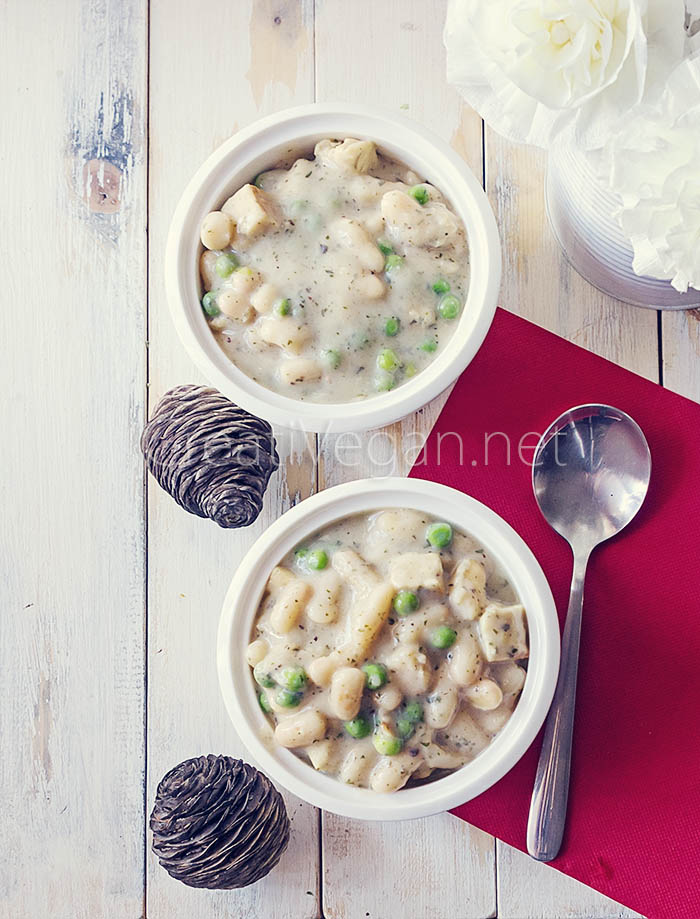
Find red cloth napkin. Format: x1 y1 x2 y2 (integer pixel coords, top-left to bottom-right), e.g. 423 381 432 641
410 308 700 919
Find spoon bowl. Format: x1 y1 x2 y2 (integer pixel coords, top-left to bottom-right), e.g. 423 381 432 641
533 405 651 554
527 404 651 862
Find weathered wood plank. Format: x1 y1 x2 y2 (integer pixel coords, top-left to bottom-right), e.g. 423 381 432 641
486 137 659 378
497 851 643 919
662 310 700 401
146 1 320 917
485 134 648 919
314 2 495 917
0 1 148 917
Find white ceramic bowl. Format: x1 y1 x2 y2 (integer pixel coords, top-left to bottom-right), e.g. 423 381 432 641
217 478 559 821
166 103 501 433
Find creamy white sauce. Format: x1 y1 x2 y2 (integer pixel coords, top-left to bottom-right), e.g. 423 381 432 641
199 138 469 402
246 509 529 793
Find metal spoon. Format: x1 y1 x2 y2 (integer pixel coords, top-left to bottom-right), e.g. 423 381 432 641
527 404 651 862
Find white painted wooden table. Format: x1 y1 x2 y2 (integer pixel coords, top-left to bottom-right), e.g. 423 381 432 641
3 2 698 917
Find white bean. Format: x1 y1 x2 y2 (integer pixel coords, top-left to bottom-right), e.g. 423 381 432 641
200 210 234 250
425 684 458 729
279 358 322 386
465 678 503 711
355 273 386 299
473 705 511 735
268 566 294 593
199 249 219 288
374 684 402 712
306 738 333 771
218 288 254 323
250 282 279 314
307 654 338 687
258 316 311 354
274 709 326 748
338 748 372 786
447 630 482 687
369 752 419 793
245 638 269 668
492 661 526 695
440 710 490 758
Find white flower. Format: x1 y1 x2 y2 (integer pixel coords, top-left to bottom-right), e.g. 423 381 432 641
444 0 687 148
603 53 700 292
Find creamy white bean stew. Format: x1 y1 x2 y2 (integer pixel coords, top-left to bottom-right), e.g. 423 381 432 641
246 509 528 793
199 138 469 402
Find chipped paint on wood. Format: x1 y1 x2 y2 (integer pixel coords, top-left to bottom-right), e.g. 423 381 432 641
83 158 122 213
68 85 140 235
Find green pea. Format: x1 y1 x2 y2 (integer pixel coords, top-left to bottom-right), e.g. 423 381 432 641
426 522 453 548
280 666 307 691
377 238 394 256
404 362 417 378
274 298 292 316
437 295 461 320
377 349 400 372
419 338 437 353
345 715 371 739
276 688 303 708
321 348 342 370
253 172 267 189
373 726 403 756
259 692 272 714
432 279 451 294
393 590 420 616
201 291 220 318
384 317 400 337
430 626 457 649
409 185 430 205
403 701 424 724
384 253 404 272
295 547 309 560
362 662 388 690
396 717 415 740
215 253 238 278
253 662 276 689
307 549 328 571
374 373 395 392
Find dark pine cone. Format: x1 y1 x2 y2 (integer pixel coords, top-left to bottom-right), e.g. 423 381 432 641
141 384 279 528
150 754 290 889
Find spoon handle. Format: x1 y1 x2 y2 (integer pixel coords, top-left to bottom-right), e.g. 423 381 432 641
527 553 588 862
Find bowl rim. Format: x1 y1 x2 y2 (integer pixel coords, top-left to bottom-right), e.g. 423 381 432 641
217 477 560 821
165 102 501 433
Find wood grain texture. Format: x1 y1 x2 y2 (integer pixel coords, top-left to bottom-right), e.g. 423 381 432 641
0 1 147 917
146 2 320 917
315 3 495 918
662 309 700 401
485 133 646 919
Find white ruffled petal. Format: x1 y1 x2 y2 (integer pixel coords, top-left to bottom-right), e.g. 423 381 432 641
444 0 686 151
